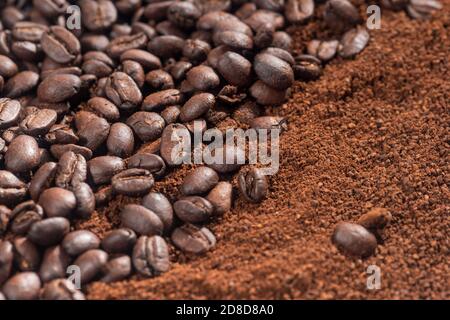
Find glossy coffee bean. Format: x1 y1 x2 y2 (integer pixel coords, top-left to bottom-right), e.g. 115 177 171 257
142 89 183 111
106 123 135 158
4 71 40 98
29 162 57 202
121 204 163 236
80 0 118 32
5 135 40 173
13 237 41 272
186 65 220 91
72 182 95 219
86 97 120 122
205 144 244 173
12 22 48 42
167 1 201 28
147 35 185 59
19 108 57 136
170 60 193 81
293 54 322 81
82 51 115 78
206 182 233 215
0 170 27 206
126 111 165 142
38 187 77 218
106 32 147 59
324 0 361 33
217 51 252 87
40 279 85 300
338 26 370 58
73 249 108 284
146 69 174 90
0 240 13 286
0 98 21 129
41 26 80 64
132 235 169 277
39 245 71 283
254 53 294 90
180 93 215 123
120 49 162 70
62 230 100 257
88 156 126 185
161 105 180 124
171 224 216 254
307 39 339 62
75 111 111 151
27 217 70 247
174 196 214 224
180 167 219 196
0 55 18 78
285 0 314 24
37 74 81 103
55 151 87 189
101 228 137 254
50 144 93 160
122 59 145 88
238 168 268 203
250 80 286 105
331 222 377 258
127 152 166 178
45 124 79 145
100 255 132 283
9 200 44 235
112 168 155 196
105 71 143 110
142 192 174 234
2 272 41 300
182 39 210 64
160 123 191 166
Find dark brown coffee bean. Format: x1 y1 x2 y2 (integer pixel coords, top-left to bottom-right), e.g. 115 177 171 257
105 71 143 110
170 60 193 81
72 182 95 219
206 182 233 215
357 208 392 232
127 153 166 178
238 168 268 203
144 1 173 21
82 51 115 78
33 0 69 18
9 200 44 235
254 53 294 90
254 0 285 11
179 93 215 123
126 111 165 142
29 162 57 202
4 71 39 98
161 105 180 124
147 35 185 59
132 235 169 277
100 255 132 283
88 156 126 185
285 0 314 24
120 49 162 71
332 222 377 258
27 217 70 247
5 135 40 173
324 0 361 33
62 230 100 257
19 108 57 136
12 22 48 42
182 39 210 64
307 39 339 62
213 20 253 44
173 196 213 224
197 11 237 31
272 31 292 50
50 144 93 160
142 89 183 111
262 47 295 66
80 0 118 31
73 249 108 284
185 65 220 91
0 206 10 236
251 116 288 131
37 74 81 103
11 41 43 62
112 168 154 196
2 272 41 300
217 31 254 51
40 279 85 300
245 9 285 31
0 55 18 78
217 51 252 87
141 193 173 234
180 167 219 196
338 26 370 59
0 98 21 129
145 70 174 90
0 170 27 206
406 0 442 19
13 237 40 272
122 60 145 88
55 151 87 189
293 54 322 81
121 204 163 236
39 245 71 283
75 111 111 151
86 97 120 122
38 187 76 218
41 26 80 63
106 123 134 158
106 32 147 59
167 1 201 29
160 123 190 166
101 228 136 255
171 224 216 254
0 240 14 286
250 80 287 105
80 34 110 52
205 144 244 173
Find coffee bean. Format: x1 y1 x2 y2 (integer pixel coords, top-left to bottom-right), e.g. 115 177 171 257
28 163 56 202
307 39 339 62
19 108 57 136
254 0 285 11
293 54 322 81
106 123 135 158
197 11 237 31
324 0 361 33
5 135 40 173
160 123 190 166
122 60 145 88
186 65 220 91
101 228 137 254
33 0 69 18
37 74 81 103
142 89 183 111
4 71 40 98
285 0 314 24
80 0 118 32
338 26 370 58
0 240 13 286
106 32 147 58
105 71 143 110
238 168 268 203
180 167 219 196
250 80 287 105
217 51 252 87
205 144 245 173
0 206 10 236
39 245 71 283
0 55 18 78
206 181 233 215
88 156 126 185
95 185 113 208
132 235 170 277
100 255 132 283
332 222 377 258
55 151 87 189
50 144 93 160
38 187 76 218
40 279 85 300
217 31 254 51
9 200 44 235
72 182 95 219
144 1 173 21
62 230 100 257
86 97 120 122
272 31 292 50
2 272 41 300
41 26 80 64
245 9 285 31
156 20 187 38
142 192 174 233
75 111 111 151
406 0 442 19
167 1 201 29
171 224 216 254
120 49 162 71
12 22 48 42
174 196 214 224
250 116 288 131
146 69 175 90
147 35 185 59
45 124 79 145
112 168 155 196
262 47 295 66
13 237 41 272
73 249 109 284
182 39 210 64
0 98 21 129
121 204 164 236
180 93 215 122
82 51 115 78
132 21 157 40
0 170 27 206
213 20 253 44
357 208 392 232
254 53 294 90
127 153 166 178
126 111 165 142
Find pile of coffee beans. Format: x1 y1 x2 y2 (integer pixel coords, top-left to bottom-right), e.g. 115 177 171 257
0 0 441 300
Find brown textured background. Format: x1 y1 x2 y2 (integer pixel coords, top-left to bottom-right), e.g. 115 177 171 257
86 3 450 299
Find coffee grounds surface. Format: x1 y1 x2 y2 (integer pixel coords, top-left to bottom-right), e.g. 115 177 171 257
87 5 449 299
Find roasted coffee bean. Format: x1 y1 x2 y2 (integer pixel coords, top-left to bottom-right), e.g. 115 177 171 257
41 26 80 64
238 168 268 203
161 105 181 124
80 0 118 31
105 71 143 110
170 60 193 81
167 1 201 29
216 31 254 51
88 156 126 185
86 97 120 122
0 98 21 129
37 74 81 103
338 26 370 59
131 21 157 40
171 224 216 254
293 54 322 81
112 169 154 196
101 228 137 254
9 200 44 235
146 70 174 90
142 192 173 233
331 222 377 258
75 111 110 151
126 111 165 142
254 23 275 49
106 32 147 59
0 240 13 286
236 3 257 20
180 167 219 196
11 41 43 62
45 124 79 145
39 245 71 283
95 185 113 207
82 51 115 78
250 80 287 105
307 39 339 62
0 170 27 206
323 0 361 33
0 205 10 236
4 71 39 98
121 204 164 236
217 51 252 87
127 153 166 178
122 60 145 88
142 89 183 111
106 123 135 158
12 22 48 42
213 19 253 43
254 53 294 90
120 49 162 71
244 9 285 31
357 208 392 232
2 272 41 300
186 65 220 91
197 11 238 31
73 249 108 284
179 93 215 122
205 144 244 173
147 35 185 59
72 182 95 219
13 237 40 272
50 144 93 160
40 279 85 300
160 123 190 166
254 0 285 11
272 31 293 50
182 39 210 64
156 20 187 38
100 255 132 283
262 47 295 66
19 108 57 136
55 151 87 189
132 235 169 277
285 0 314 24
206 181 233 215
5 135 40 173
174 196 214 224
406 0 442 19
38 188 76 218
33 0 69 18
29 162 57 202
62 230 100 257
251 116 288 131
0 55 18 78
